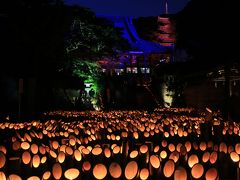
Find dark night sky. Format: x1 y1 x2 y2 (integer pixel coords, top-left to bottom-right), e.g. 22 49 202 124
65 0 189 17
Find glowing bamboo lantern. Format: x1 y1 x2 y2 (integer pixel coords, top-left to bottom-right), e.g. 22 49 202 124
82 161 91 172
163 159 175 178
49 150 57 159
219 142 227 153
185 141 191 152
199 142 207 151
154 146 160 153
12 141 21 151
178 127 183 137
32 154 40 168
202 152 210 163
24 133 32 142
0 171 6 180
150 155 160 169
169 151 180 163
130 150 138 159
176 143 182 153
235 143 240 154
65 146 73 156
174 166 187 180
188 154 199 168
113 146 121 155
139 168 149 180
30 144 38 154
160 150 167 160
22 151 31 165
168 143 175 152
41 156 47 164
230 151 240 162
64 168 80 180
162 140 168 148
0 152 6 168
109 162 122 179
209 151 218 164
92 147 102 156
93 163 107 180
52 141 59 150
191 163 204 179
228 146 234 154
42 171 51 180
124 161 138 180
60 145 67 153
69 138 76 146
207 141 213 149
102 147 111 159
57 151 65 164
21 142 30 150
133 132 139 140
8 174 22 180
39 146 46 155
74 149 82 161
205 168 218 180
52 163 62 179
26 176 40 180
192 142 198 151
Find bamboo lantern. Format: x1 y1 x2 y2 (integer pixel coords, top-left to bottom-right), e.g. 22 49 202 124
49 150 57 159
160 150 167 160
205 168 218 180
130 150 139 159
27 176 40 180
24 133 32 142
139 168 149 180
93 163 107 180
60 145 67 153
0 152 6 168
22 151 31 165
64 168 80 180
228 146 234 154
185 141 191 152
42 171 51 180
169 151 180 163
161 140 168 148
202 152 210 163
92 147 102 156
21 142 30 150
8 174 22 180
52 163 62 179
0 171 6 180
163 159 175 178
209 151 218 164
66 146 74 156
219 142 227 153
188 154 199 168
57 151 65 163
174 166 187 180
199 142 207 151
109 162 122 179
12 141 21 151
176 143 182 153
230 151 240 162
69 138 76 146
192 142 198 151
235 143 240 154
191 163 204 179
41 156 47 164
150 155 160 169
168 143 175 152
32 154 41 168
30 144 38 154
113 146 121 155
39 146 46 155
104 147 111 158
124 161 138 180
52 141 59 150
74 149 82 161
82 161 91 172
154 146 160 153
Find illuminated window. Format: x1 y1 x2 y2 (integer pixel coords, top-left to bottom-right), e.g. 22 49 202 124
140 68 150 74
115 69 124 75
132 67 138 73
126 67 131 73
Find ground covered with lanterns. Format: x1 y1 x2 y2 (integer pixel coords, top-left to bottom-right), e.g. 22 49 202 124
0 108 240 180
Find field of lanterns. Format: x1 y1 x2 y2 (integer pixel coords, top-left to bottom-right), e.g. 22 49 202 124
0 108 240 179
